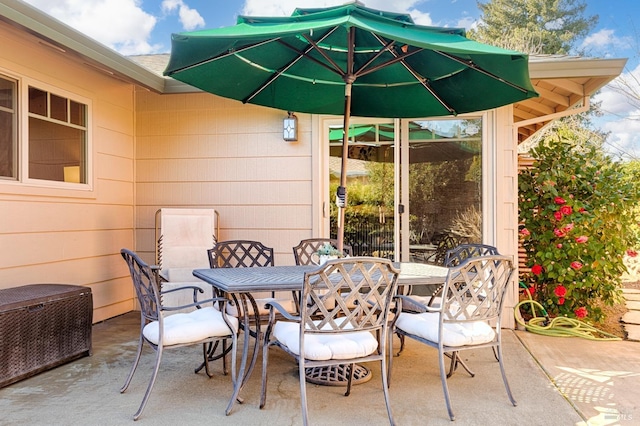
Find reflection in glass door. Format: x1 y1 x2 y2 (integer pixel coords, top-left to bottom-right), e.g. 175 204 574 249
324 118 483 264
406 118 483 264
328 122 396 259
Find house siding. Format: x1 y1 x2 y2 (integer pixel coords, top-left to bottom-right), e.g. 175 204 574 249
0 23 135 322
134 90 315 267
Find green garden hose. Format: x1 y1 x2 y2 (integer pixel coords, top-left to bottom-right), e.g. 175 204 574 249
515 285 621 341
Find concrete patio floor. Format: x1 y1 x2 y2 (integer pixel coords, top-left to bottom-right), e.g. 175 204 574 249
1 311 638 425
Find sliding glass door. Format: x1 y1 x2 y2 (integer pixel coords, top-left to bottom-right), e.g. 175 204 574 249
324 117 484 262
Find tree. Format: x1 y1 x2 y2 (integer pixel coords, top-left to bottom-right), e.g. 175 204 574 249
468 0 598 54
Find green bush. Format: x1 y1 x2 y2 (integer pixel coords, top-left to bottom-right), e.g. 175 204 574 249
518 127 638 322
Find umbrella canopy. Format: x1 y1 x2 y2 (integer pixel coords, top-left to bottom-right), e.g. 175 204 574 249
164 3 538 250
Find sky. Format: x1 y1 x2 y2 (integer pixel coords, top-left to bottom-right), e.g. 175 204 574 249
20 0 640 160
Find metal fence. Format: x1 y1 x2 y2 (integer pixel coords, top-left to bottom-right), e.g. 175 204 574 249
331 218 395 259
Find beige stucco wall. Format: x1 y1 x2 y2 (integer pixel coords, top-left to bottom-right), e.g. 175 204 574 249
0 23 135 322
134 90 317 267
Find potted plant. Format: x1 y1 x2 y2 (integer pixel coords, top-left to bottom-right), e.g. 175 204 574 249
316 242 343 265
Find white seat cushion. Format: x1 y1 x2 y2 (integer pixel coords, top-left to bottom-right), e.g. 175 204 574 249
143 307 238 346
395 311 495 347
273 318 378 361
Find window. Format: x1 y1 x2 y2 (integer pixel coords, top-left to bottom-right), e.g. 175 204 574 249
28 86 87 183
0 75 17 179
0 73 89 185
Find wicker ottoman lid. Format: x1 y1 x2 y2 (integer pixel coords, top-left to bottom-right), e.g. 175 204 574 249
0 284 91 313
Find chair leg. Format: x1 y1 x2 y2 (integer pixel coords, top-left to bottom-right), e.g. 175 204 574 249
446 351 475 378
496 345 517 407
380 357 396 425
299 359 310 426
121 334 144 393
201 343 213 378
344 363 354 397
259 342 269 409
133 346 164 421
438 348 455 421
396 333 406 356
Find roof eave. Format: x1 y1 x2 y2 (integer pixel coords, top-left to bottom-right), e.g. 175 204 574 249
0 0 166 93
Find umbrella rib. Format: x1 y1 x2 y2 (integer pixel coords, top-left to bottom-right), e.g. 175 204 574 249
277 39 343 77
352 38 398 78
355 48 423 78
370 33 456 115
165 38 279 75
243 28 341 103
301 29 348 79
435 51 531 94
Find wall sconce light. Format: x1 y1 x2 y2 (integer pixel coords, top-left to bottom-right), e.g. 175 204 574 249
283 111 298 141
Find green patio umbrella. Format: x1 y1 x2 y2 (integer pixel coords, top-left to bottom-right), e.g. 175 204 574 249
164 2 538 251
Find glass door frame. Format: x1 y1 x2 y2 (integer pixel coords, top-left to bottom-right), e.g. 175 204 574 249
318 112 496 261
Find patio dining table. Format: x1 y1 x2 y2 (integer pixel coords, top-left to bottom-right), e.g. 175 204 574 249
192 261 449 415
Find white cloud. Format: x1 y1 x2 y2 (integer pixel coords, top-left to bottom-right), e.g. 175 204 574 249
594 68 640 160
24 0 160 55
241 0 425 20
580 28 633 57
161 0 205 31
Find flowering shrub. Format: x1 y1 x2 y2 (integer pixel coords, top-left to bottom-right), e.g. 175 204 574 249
519 128 639 321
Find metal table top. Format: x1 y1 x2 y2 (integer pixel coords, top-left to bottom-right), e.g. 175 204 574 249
192 262 448 293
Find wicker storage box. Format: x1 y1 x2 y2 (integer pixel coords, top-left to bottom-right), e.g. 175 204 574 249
0 284 93 388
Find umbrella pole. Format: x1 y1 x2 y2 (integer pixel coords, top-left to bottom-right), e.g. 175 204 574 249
337 82 352 253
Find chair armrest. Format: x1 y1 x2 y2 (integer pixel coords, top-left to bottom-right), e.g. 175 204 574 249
161 284 204 305
395 294 427 313
161 295 229 312
395 294 443 313
264 300 300 322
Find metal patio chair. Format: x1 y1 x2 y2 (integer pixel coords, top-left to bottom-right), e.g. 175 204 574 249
119 249 238 421
394 255 517 421
398 244 500 378
260 257 400 426
208 239 298 318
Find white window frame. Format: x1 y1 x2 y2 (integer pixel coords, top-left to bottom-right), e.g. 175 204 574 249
0 69 93 196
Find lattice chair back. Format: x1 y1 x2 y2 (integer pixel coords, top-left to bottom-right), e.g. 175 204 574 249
444 243 499 267
121 249 161 324
301 257 398 333
427 234 466 265
208 240 274 268
292 238 353 265
440 255 513 324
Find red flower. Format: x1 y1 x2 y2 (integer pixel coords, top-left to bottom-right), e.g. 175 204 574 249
575 307 588 318
560 205 573 216
554 285 567 297
554 196 566 205
554 228 567 237
554 211 563 221
531 264 543 275
556 243 563 249
575 236 588 244
627 249 638 258
528 287 536 296
520 228 530 236
570 261 583 270
557 297 565 305
563 223 574 232
578 207 586 213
